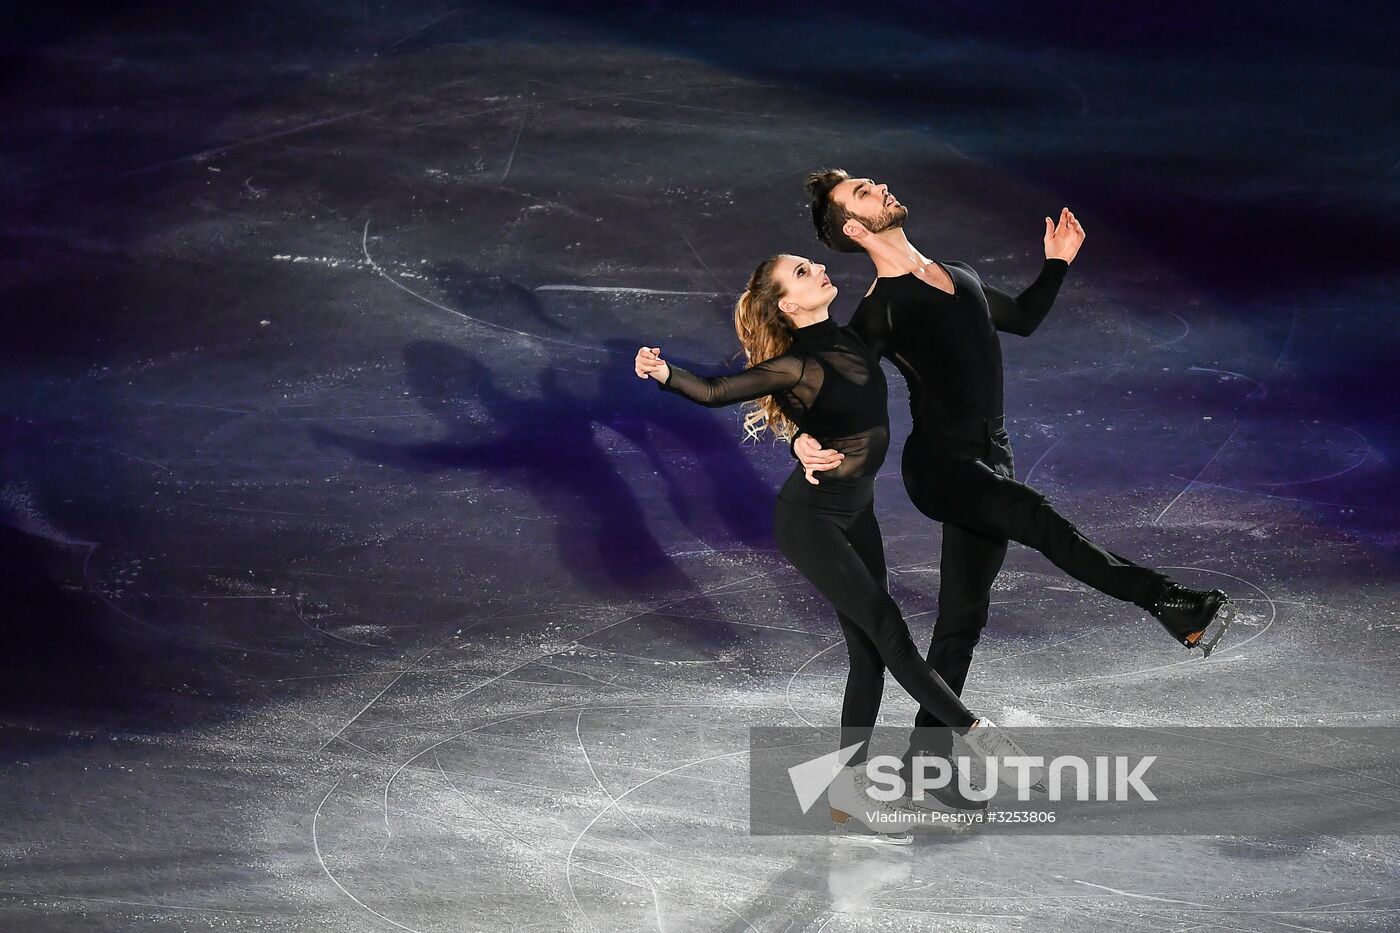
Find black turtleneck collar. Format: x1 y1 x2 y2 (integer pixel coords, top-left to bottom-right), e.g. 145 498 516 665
791 316 840 347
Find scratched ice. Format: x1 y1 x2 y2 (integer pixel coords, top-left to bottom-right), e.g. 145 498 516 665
3 2 1398 932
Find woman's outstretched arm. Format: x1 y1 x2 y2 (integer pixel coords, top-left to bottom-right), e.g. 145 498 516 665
634 345 804 408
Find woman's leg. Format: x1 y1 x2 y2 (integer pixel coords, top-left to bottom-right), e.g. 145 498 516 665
775 497 976 734
833 504 890 765
836 613 884 766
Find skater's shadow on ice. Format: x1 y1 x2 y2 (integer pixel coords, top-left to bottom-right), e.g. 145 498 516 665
710 848 832 933
595 337 773 547
308 340 772 595
716 835 977 931
432 263 574 336
0 521 231 738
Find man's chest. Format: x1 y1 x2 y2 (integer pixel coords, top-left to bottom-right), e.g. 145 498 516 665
888 293 996 355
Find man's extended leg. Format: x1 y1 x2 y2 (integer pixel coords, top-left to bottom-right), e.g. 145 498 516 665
926 454 1167 608
900 422 1168 613
958 467 1234 652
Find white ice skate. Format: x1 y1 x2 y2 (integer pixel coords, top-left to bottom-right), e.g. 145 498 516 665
826 764 916 847
963 718 1047 794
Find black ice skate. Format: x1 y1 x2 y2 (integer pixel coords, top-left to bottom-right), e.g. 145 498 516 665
900 749 989 812
1150 584 1235 658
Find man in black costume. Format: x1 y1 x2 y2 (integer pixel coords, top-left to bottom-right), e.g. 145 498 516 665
794 170 1233 807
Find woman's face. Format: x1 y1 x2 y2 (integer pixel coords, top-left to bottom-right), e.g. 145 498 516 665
775 255 836 315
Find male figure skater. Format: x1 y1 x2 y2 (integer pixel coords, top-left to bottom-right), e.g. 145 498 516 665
794 170 1234 807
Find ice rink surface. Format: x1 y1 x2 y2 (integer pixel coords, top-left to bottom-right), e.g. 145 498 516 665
3 1 1399 929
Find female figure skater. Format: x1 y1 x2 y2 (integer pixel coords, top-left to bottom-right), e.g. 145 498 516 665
635 255 1035 845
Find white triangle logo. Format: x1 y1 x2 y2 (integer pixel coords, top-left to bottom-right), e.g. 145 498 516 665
787 743 866 814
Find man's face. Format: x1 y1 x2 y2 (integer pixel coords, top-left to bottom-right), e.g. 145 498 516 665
833 176 907 237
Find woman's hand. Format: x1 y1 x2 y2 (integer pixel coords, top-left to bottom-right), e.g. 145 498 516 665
634 346 670 383
1043 206 1085 263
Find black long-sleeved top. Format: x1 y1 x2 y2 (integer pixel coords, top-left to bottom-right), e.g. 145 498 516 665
849 258 1068 429
658 317 890 481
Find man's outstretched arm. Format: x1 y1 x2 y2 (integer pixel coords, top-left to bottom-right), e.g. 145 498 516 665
986 207 1085 337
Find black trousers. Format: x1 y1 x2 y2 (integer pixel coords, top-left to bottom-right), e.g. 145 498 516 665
772 467 976 764
901 417 1170 754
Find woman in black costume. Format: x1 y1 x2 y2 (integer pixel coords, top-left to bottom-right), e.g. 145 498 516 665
636 254 1035 843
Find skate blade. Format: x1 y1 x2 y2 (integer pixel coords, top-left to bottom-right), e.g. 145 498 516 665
832 805 919 841
904 796 987 814
828 826 914 847
1198 601 1236 659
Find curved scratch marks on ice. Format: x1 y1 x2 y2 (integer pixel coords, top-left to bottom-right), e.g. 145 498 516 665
361 219 606 353
565 749 748 932
313 778 426 933
785 641 844 728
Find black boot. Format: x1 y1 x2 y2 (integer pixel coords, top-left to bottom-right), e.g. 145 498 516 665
900 748 989 812
1150 583 1235 658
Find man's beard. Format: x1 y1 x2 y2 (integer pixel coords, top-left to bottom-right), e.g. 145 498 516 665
866 203 908 234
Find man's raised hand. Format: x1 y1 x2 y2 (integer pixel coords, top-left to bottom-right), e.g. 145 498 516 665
1043 206 1085 264
794 433 844 485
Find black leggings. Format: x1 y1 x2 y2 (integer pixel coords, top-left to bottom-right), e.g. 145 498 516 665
772 467 975 764
902 420 1169 751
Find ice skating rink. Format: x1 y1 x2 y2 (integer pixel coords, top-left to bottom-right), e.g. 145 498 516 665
4 2 1398 930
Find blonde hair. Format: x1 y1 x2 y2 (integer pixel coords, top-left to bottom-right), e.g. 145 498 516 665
732 257 799 442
